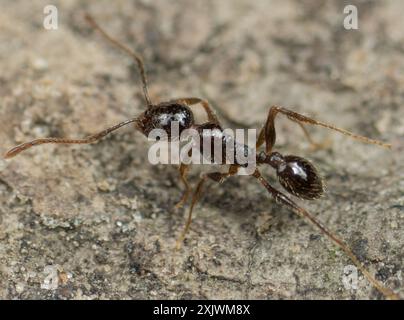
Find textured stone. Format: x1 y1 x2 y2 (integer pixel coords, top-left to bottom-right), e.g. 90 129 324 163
0 0 403 299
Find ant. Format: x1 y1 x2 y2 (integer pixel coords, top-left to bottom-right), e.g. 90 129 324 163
4 14 399 299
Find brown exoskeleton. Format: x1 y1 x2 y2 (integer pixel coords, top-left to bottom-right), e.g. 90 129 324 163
4 14 398 299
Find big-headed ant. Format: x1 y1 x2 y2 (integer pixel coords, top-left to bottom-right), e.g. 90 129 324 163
4 14 398 299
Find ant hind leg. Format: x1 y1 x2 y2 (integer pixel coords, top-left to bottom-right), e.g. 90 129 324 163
256 105 391 154
252 168 399 300
295 121 332 151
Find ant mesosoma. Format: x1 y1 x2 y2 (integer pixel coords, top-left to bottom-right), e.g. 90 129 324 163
4 14 398 299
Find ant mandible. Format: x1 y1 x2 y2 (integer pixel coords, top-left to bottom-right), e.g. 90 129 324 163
4 14 398 299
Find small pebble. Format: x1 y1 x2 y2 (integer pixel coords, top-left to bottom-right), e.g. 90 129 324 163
32 57 48 71
15 282 25 294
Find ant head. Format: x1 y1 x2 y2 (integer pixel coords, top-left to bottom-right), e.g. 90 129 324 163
259 151 324 200
135 103 194 139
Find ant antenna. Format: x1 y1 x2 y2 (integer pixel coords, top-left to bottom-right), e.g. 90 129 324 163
4 118 139 159
84 14 153 107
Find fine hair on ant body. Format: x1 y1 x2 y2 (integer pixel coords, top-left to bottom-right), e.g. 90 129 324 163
4 14 398 299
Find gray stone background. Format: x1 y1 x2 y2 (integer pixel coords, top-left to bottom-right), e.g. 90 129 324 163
0 0 403 299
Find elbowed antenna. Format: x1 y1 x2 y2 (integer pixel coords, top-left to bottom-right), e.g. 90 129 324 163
84 14 153 107
4 118 139 159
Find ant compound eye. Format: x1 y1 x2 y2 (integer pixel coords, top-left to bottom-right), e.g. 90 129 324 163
276 155 324 200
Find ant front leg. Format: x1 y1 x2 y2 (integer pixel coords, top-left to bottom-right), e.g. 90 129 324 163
256 105 391 153
174 148 194 209
169 97 220 125
174 163 191 209
175 165 239 249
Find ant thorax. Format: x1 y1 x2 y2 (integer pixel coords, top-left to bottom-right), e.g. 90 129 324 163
194 122 256 167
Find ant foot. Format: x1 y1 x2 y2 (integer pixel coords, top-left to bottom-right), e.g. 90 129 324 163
173 191 189 211
173 198 187 212
175 235 185 251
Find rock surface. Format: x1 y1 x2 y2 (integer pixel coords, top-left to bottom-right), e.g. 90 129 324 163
0 0 403 299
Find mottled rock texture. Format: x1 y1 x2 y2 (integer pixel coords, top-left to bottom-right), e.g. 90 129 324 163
0 0 403 299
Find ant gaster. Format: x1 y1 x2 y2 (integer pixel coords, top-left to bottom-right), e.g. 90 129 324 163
4 14 398 299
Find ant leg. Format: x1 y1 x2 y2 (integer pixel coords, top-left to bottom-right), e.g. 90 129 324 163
257 109 329 151
174 149 193 209
174 163 191 209
252 169 399 300
295 122 332 151
256 105 391 153
84 14 152 107
175 165 239 249
4 118 139 159
170 97 220 125
175 174 207 250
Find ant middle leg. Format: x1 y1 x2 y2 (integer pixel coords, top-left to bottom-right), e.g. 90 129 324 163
256 105 391 153
175 165 239 249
